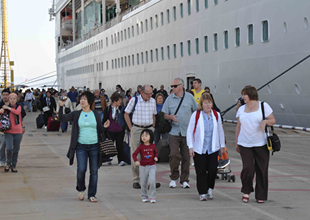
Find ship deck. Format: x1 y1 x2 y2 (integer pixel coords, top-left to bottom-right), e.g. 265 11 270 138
1 112 310 220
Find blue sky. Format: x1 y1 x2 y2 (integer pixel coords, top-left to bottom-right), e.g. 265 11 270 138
7 0 56 87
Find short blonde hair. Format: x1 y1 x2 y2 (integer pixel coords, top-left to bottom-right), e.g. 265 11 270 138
197 93 213 111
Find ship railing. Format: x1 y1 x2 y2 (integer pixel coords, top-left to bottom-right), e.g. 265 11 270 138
119 0 152 18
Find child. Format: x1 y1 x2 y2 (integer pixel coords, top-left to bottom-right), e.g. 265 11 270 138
132 129 158 203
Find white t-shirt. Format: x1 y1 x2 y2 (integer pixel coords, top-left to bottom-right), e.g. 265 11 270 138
236 101 273 147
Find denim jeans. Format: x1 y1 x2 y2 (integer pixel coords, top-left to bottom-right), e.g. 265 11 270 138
76 143 99 198
0 134 6 163
61 122 68 131
5 133 23 168
25 101 32 112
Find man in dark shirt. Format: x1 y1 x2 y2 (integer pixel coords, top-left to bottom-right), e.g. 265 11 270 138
67 86 78 110
157 85 168 100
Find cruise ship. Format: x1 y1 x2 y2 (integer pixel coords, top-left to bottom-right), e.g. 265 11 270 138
53 0 310 127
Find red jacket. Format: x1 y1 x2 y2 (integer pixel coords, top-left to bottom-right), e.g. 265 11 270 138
132 143 158 166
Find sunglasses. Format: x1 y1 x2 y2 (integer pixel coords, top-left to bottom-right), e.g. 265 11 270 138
171 84 181 88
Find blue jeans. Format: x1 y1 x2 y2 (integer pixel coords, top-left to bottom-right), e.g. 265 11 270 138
61 122 68 131
76 143 99 198
25 101 32 112
154 127 168 146
0 134 6 163
5 133 23 168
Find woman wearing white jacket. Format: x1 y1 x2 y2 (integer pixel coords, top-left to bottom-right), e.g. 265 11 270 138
187 93 225 201
59 92 73 132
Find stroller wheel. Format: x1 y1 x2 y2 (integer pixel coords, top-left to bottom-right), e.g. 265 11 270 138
231 175 236 182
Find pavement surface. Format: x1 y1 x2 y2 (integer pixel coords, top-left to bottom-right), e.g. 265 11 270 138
0 112 310 220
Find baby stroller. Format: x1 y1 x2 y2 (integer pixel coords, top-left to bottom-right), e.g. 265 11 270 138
217 145 235 182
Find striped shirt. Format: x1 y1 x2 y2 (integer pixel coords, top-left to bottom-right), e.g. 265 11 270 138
94 97 102 112
125 96 157 126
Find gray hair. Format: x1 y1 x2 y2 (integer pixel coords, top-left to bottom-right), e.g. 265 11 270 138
141 84 151 93
174 78 184 85
94 89 100 92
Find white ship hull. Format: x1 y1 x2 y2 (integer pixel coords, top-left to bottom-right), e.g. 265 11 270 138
55 0 310 127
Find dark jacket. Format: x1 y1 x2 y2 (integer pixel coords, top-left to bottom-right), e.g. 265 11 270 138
58 106 103 166
102 104 124 128
40 96 56 114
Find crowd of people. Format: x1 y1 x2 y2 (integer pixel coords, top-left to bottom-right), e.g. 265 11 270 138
0 79 275 204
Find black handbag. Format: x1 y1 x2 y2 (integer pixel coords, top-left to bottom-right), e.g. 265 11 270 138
99 132 118 158
261 102 281 155
65 107 71 114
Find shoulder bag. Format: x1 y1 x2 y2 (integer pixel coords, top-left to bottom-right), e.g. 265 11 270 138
99 132 118 158
261 102 281 155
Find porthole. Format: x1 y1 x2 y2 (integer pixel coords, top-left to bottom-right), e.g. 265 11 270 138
283 22 287 33
267 84 272 94
228 85 231 94
295 83 301 95
304 17 309 29
214 85 217 93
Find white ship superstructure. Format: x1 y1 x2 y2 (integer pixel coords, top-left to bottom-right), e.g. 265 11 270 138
54 0 310 127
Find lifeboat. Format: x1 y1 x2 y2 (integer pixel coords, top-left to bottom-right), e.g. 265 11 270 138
61 15 77 32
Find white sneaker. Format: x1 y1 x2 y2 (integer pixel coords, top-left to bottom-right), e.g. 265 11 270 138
118 161 126 166
44 126 47 129
182 182 190 189
150 198 156 203
142 198 148 203
169 180 177 188
200 194 207 201
207 188 213 199
191 162 195 166
78 191 85 201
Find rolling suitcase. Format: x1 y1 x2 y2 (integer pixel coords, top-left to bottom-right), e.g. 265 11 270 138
156 138 170 163
36 114 44 129
47 115 61 131
32 103 38 112
123 132 131 165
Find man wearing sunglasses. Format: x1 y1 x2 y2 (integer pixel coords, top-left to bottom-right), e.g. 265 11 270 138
162 78 198 189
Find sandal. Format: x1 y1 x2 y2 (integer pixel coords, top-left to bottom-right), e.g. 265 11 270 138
11 167 18 173
242 194 249 203
4 165 10 172
257 199 264 203
89 196 98 203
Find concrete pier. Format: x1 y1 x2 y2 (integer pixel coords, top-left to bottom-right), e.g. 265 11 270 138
0 112 309 220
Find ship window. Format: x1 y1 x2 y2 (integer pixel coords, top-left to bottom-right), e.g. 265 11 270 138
118 58 120 68
161 47 164 60
155 15 158 28
141 52 144 64
106 61 109 70
204 36 208 52
137 53 140 65
173 6 176 21
187 40 191 55
173 44 177 58
195 38 200 54
180 3 184 18
167 10 170 23
145 19 148 32
214 0 218 5
161 12 164 26
214 33 218 51
132 26 134 37
188 0 191 15
132 55 135 66
262 20 269 42
125 57 127 67
224 30 228 49
283 22 287 33
151 50 153 62
167 46 170 59
118 32 120 42
128 27 130 38
101 40 103 49
196 0 199 12
128 56 131 66
96 63 98 72
235 27 240 47
180 42 184 57
205 0 208 8
121 31 123 41
112 59 114 69
156 49 159 61
137 23 139 35
146 51 148 63
114 34 117 43
121 58 124 67
248 24 254 44
150 17 153 30
141 21 143 33
304 17 309 29
124 29 127 40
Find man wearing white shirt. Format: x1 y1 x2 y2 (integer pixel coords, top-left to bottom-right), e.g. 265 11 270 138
24 89 35 112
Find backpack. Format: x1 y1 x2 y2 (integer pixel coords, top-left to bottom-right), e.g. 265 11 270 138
193 109 218 140
0 113 11 132
118 96 138 130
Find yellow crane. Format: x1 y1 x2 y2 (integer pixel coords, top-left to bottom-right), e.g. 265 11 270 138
0 0 14 88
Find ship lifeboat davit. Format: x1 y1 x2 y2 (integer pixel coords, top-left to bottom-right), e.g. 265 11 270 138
62 16 77 32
